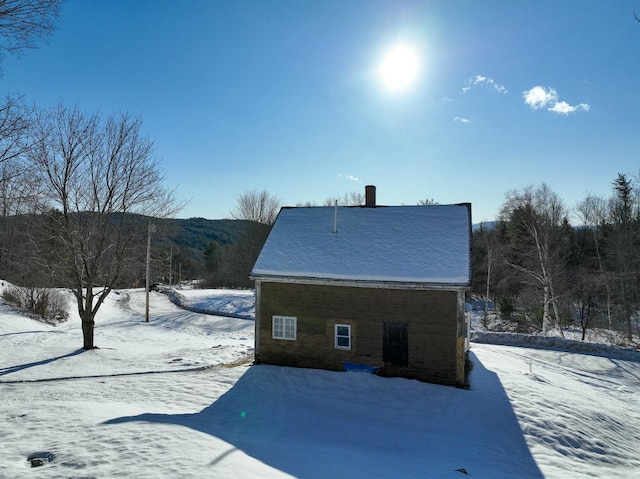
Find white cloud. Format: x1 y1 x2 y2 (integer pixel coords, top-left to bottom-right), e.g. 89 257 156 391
464 74 507 94
453 116 471 123
523 86 558 109
548 101 590 115
338 174 360 182
524 85 589 115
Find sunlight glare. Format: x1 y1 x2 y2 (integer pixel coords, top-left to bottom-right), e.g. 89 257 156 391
377 43 421 93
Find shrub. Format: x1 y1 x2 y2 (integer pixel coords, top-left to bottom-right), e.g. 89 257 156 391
2 288 21 307
2 285 69 324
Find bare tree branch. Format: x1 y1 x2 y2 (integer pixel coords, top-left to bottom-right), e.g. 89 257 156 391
0 0 62 67
323 191 364 207
231 188 281 225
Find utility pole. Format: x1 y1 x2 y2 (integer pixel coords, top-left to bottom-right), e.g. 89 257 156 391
145 222 156 322
169 246 173 287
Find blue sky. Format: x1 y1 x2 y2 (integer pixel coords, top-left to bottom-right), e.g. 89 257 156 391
2 0 640 222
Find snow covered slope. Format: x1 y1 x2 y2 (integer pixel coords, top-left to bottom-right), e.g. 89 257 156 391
0 288 638 478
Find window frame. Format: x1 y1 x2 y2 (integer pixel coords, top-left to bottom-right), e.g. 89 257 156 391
272 315 297 341
334 323 352 350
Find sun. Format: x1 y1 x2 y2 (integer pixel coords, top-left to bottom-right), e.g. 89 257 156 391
377 43 421 93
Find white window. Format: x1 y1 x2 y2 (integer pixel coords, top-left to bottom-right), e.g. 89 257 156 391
335 324 351 350
272 315 297 340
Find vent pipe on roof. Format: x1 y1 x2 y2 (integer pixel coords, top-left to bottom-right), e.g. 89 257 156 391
365 185 376 207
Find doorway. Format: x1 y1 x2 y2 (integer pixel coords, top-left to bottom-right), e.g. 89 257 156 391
383 322 408 366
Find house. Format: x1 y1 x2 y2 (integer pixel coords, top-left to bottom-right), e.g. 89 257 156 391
250 186 472 387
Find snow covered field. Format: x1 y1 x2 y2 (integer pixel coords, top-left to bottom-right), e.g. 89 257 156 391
1 286 639 478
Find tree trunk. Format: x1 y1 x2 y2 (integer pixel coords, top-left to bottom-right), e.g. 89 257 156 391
79 289 96 350
618 268 633 342
81 314 95 350
542 284 550 336
484 245 492 320
580 302 591 341
549 279 565 338
551 298 564 338
592 233 612 331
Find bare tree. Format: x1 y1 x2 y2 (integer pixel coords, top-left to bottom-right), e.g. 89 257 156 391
0 94 40 214
0 94 32 164
30 104 181 349
0 94 42 282
226 189 281 287
0 0 61 68
500 184 568 336
417 198 440 205
576 193 613 331
473 222 499 321
231 188 281 225
323 191 364 206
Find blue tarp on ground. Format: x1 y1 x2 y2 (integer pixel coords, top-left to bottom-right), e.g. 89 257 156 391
343 361 378 374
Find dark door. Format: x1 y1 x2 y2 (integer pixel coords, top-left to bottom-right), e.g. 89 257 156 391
383 322 408 366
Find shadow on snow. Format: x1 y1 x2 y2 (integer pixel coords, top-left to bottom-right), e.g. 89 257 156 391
104 353 543 479
0 349 84 377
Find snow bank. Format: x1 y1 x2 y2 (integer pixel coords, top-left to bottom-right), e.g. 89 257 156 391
165 288 255 319
472 331 640 362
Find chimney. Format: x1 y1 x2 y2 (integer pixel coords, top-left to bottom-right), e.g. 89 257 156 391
365 185 376 207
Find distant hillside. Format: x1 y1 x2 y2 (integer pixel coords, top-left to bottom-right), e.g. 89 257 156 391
156 217 248 251
149 217 251 280
0 213 251 285
473 221 497 231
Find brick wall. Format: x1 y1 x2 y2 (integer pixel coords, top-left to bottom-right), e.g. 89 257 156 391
256 282 465 386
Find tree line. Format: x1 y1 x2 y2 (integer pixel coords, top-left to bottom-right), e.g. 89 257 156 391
473 176 640 344
187 177 640 347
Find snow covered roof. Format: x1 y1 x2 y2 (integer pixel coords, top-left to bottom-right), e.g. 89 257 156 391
251 204 472 287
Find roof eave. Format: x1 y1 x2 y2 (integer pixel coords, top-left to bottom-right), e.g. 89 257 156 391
249 273 471 291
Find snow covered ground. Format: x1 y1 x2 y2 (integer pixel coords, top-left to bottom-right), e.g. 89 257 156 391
1 285 639 478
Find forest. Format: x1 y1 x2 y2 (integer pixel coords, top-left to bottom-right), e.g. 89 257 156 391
472 176 640 345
